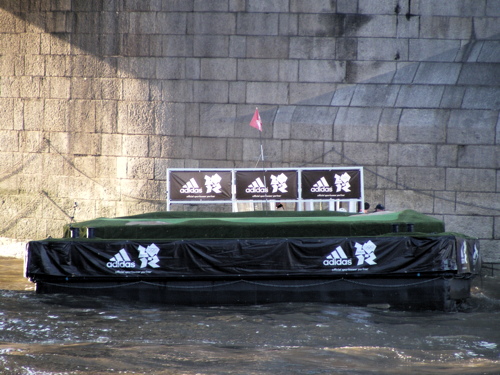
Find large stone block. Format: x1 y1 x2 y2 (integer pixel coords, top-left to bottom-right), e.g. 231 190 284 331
190 12 236 35
409 39 461 62
68 132 100 155
290 106 336 140
378 108 401 142
420 16 472 39
122 134 149 157
477 41 500 63
0 130 18 152
359 0 402 14
389 144 436 166
290 0 335 13
395 85 445 108
49 77 71 99
455 192 500 216
457 145 499 169
129 11 157 34
23 99 45 131
462 87 500 110
445 215 493 239
246 82 288 105
440 86 465 108
282 139 324 163
44 99 68 132
155 102 186 136
279 13 299 36
299 60 346 83
193 81 229 103
162 80 193 103
289 83 334 105
279 60 299 82
101 134 122 156
330 84 356 106
448 110 497 145
160 136 193 159
345 61 396 83
192 137 227 160
357 37 407 61
419 0 486 16
397 166 446 190
272 105 295 139
0 98 14 130
344 142 388 165
446 168 496 192
413 62 461 84
193 35 229 57
237 59 279 81
399 109 449 143
384 189 435 213
351 84 399 107
290 37 336 59
68 100 95 133
199 104 236 137
125 157 154 179
334 107 381 142
248 36 290 59
200 58 236 80
237 13 279 36
436 145 457 167
247 0 289 13
458 63 500 86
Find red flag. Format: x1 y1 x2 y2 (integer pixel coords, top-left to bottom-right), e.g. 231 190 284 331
249 108 262 132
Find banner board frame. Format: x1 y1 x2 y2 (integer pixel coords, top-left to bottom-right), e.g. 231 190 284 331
166 167 364 212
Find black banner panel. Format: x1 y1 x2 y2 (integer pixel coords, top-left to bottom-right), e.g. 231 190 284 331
169 171 232 201
27 236 480 280
235 170 298 200
302 169 362 200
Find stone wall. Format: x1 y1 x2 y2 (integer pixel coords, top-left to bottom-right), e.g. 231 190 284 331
0 1 499 260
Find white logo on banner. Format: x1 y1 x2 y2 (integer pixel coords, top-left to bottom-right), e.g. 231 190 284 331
107 249 136 269
138 243 160 268
311 176 333 193
246 177 268 193
180 178 203 194
460 241 468 266
323 246 352 266
334 172 351 193
473 244 479 265
270 173 288 193
204 173 222 194
354 241 377 266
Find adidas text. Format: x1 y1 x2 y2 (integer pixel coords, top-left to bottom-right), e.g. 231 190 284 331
246 187 268 193
107 261 136 269
323 258 352 266
311 187 333 193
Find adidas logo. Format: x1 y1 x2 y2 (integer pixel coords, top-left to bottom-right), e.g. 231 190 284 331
311 176 333 193
323 246 352 266
107 249 136 269
180 178 203 194
245 177 268 193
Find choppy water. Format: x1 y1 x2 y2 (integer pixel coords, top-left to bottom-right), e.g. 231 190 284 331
1 258 500 374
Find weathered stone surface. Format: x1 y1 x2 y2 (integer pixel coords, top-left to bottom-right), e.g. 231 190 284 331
446 168 496 192
334 107 381 142
448 110 497 144
398 167 446 190
389 144 436 166
0 2 497 255
399 109 449 143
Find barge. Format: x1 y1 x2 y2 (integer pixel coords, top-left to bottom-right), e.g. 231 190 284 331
25 209 481 311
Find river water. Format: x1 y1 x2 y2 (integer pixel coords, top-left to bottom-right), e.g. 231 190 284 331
1 257 500 375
